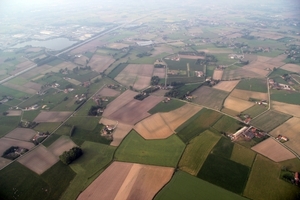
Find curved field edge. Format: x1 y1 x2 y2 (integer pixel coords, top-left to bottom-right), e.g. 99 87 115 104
114 130 185 167
154 170 248 200
178 130 221 175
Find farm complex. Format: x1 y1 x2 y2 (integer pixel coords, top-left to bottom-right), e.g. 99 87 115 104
1 1 300 200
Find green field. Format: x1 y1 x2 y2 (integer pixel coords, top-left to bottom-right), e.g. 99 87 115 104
241 105 267 118
155 171 248 200
244 155 300 200
61 141 116 200
176 108 223 143
211 137 234 159
197 153 250 194
34 122 61 133
213 115 242 133
235 78 268 93
268 68 293 78
0 85 29 98
230 143 256 167
42 134 61 147
178 130 221 175
0 161 75 200
108 63 128 79
65 116 100 131
0 116 20 137
271 90 300 105
47 58 64 66
22 110 40 121
164 58 205 71
251 110 291 132
115 130 185 167
148 99 186 114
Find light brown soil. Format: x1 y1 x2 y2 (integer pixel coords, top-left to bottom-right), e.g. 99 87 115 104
222 67 262 80
280 64 300 73
77 161 174 200
0 138 35 156
6 110 22 116
212 69 223 80
47 136 77 157
153 68 166 78
4 128 36 141
223 96 254 113
251 138 296 162
74 55 89 66
230 89 268 101
100 117 133 146
34 111 72 123
18 145 58 175
107 96 163 125
23 82 42 91
70 39 106 55
270 117 300 156
213 80 240 92
89 55 115 73
107 43 129 49
97 87 121 97
133 76 152 90
271 101 300 117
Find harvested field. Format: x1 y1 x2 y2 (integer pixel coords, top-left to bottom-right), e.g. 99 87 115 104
178 55 205 60
47 136 77 157
213 80 239 92
243 64 271 77
23 82 42 91
212 69 223 80
3 82 36 94
107 95 163 125
115 64 154 90
34 111 72 123
280 63 300 73
256 56 271 62
100 117 133 146
10 61 34 75
272 101 300 117
223 96 254 113
103 90 137 117
65 78 81 85
6 110 22 116
74 55 89 66
44 62 77 73
266 54 287 66
270 117 300 155
4 128 36 141
89 55 115 73
77 162 174 200
70 39 105 54
97 87 120 97
106 43 129 49
250 110 291 132
153 68 166 78
0 138 34 156
192 86 229 110
18 145 58 175
151 46 173 57
251 138 295 162
222 68 262 80
230 89 268 101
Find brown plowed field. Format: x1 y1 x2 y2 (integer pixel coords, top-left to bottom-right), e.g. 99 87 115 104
103 90 138 117
0 138 35 156
251 138 295 162
230 89 268 101
135 104 202 139
34 111 72 123
6 110 22 116
23 82 42 91
266 54 287 66
270 117 300 156
213 80 239 92
256 56 271 62
153 68 165 78
223 96 254 113
77 162 174 200
89 55 115 73
18 145 58 175
272 101 300 117
47 136 77 157
280 64 300 73
97 87 120 97
70 39 106 55
107 96 163 125
4 128 36 141
133 76 151 90
243 64 271 76
100 117 133 146
212 69 223 80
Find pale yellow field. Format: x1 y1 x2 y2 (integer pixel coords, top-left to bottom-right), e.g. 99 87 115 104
212 69 223 80
230 89 268 101
251 138 295 162
270 117 300 156
271 101 300 117
213 80 239 92
77 162 174 200
223 96 254 113
107 43 129 49
280 64 300 73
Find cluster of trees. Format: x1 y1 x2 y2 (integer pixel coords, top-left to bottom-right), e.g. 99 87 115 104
88 105 105 116
134 93 149 101
136 52 152 58
34 56 56 66
151 76 160 85
59 147 83 165
154 64 165 68
143 86 159 94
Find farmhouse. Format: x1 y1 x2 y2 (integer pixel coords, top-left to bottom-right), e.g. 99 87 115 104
232 126 248 139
